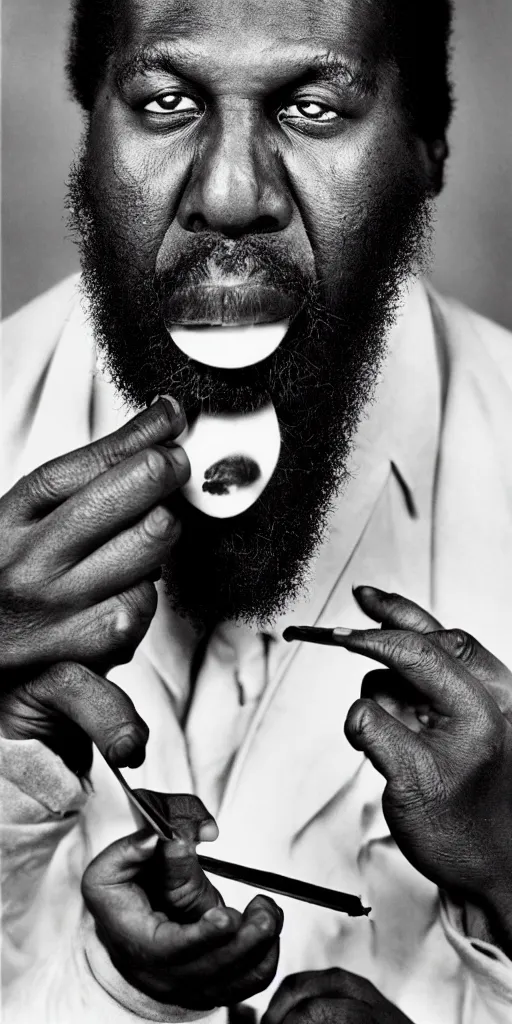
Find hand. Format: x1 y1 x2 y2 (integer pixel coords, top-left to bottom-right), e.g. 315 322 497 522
262 969 412 1024
82 794 283 1010
337 586 512 952
353 585 512 724
0 398 189 773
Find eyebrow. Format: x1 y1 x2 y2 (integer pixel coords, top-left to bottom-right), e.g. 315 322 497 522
116 44 378 99
306 53 377 94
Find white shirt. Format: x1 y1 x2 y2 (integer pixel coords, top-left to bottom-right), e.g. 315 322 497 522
2 276 512 1024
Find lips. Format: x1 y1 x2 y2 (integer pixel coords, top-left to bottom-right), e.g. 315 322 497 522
160 283 297 327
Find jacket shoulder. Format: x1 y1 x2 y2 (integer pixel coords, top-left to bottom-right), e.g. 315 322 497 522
2 275 81 389
430 289 512 390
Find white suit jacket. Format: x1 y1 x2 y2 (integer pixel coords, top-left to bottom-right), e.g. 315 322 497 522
2 276 512 1024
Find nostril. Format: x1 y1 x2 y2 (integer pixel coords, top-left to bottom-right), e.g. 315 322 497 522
187 213 209 233
253 214 280 234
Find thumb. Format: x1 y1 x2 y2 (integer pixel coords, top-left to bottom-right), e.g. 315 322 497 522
344 697 423 782
20 661 148 772
82 829 160 939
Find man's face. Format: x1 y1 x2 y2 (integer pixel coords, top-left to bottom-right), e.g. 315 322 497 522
70 0 435 626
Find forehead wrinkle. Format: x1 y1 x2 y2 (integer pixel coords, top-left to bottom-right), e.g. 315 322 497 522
116 38 378 98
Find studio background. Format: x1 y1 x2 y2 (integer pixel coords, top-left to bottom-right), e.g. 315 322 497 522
2 0 512 329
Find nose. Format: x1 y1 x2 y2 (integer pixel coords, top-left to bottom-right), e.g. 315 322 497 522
177 106 292 237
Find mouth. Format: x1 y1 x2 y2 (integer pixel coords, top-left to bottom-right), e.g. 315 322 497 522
161 283 296 369
161 283 297 327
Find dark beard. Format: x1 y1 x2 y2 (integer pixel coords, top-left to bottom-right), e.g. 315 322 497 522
67 144 431 629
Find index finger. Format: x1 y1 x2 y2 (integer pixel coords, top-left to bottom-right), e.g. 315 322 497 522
333 628 484 716
5 397 185 520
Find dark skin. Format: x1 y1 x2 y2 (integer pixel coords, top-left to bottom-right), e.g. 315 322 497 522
82 794 283 1009
1 0 509 1016
266 588 512 1024
85 0 440 308
0 399 188 774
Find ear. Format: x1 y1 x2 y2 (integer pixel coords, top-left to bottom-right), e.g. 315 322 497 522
416 137 449 195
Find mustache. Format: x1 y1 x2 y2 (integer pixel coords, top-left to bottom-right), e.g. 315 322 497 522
154 233 315 306
160 284 298 326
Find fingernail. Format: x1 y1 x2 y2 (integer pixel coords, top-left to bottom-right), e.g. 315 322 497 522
255 913 272 933
199 821 219 843
354 585 387 598
148 394 182 417
110 734 136 764
137 833 159 853
170 445 189 472
166 396 183 417
148 506 175 537
203 907 231 928
333 627 353 639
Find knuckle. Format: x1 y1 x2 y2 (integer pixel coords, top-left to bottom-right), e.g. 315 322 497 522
444 628 475 662
28 662 78 703
24 462 61 506
0 554 43 609
386 630 431 667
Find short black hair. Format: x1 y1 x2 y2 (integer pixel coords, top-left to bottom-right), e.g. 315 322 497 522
67 0 454 142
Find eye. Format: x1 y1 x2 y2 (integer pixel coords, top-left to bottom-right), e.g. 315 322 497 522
143 93 201 115
279 101 338 123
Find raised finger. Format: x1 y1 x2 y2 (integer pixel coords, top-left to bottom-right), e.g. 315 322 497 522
38 444 188 570
5 398 185 521
354 586 443 632
332 628 483 716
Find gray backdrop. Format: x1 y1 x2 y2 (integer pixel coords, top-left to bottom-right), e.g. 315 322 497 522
3 0 512 328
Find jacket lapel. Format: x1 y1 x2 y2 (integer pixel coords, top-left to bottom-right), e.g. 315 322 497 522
213 464 432 862
431 292 512 665
215 282 441 856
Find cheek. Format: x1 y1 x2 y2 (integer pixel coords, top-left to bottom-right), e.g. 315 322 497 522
87 94 190 252
285 115 424 286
